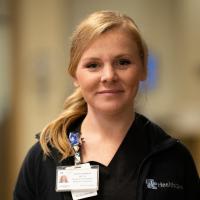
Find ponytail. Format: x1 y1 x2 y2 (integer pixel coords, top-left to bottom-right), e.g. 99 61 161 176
40 88 87 161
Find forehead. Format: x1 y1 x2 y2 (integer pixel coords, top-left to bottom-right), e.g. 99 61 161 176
80 28 139 59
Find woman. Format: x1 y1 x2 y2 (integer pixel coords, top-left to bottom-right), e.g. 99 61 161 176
14 10 199 200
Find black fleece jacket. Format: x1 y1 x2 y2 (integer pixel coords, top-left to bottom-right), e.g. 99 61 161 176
13 114 200 200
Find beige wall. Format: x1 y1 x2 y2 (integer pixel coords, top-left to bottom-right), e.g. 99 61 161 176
6 0 73 199
1 0 199 199
12 0 72 164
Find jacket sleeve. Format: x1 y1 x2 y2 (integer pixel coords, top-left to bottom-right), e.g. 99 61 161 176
13 142 43 200
181 144 200 200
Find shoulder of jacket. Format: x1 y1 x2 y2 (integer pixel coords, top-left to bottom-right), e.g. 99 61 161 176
172 141 198 163
24 141 44 165
34 132 66 164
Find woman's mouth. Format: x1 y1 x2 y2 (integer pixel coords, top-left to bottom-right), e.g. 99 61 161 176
97 90 124 94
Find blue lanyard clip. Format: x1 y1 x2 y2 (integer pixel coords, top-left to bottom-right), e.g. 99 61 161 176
69 132 82 165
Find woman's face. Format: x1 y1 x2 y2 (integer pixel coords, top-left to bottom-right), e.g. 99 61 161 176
74 28 146 115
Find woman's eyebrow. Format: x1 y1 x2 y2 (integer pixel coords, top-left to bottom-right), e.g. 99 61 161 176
82 54 132 61
81 57 101 62
114 54 132 58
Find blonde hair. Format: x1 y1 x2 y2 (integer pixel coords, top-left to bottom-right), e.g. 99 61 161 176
40 10 148 161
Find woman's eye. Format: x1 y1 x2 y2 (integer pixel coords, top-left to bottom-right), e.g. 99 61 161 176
118 59 131 66
88 63 97 68
85 63 99 69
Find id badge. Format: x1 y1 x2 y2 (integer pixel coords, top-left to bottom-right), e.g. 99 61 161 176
56 163 99 192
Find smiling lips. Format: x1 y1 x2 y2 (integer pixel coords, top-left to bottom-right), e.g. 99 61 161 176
97 90 124 95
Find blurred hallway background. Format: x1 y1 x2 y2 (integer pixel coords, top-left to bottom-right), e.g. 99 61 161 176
0 0 200 199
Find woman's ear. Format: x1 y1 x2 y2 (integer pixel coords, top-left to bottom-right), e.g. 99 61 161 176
140 70 147 81
139 65 147 81
72 77 79 87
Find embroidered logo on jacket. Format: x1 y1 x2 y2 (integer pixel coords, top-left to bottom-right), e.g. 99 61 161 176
145 179 183 190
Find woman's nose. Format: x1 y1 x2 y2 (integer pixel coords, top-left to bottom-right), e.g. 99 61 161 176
100 64 118 83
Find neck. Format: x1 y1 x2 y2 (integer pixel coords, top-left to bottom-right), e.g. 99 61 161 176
81 107 135 139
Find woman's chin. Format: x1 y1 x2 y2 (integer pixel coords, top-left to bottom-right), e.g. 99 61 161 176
91 104 133 116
